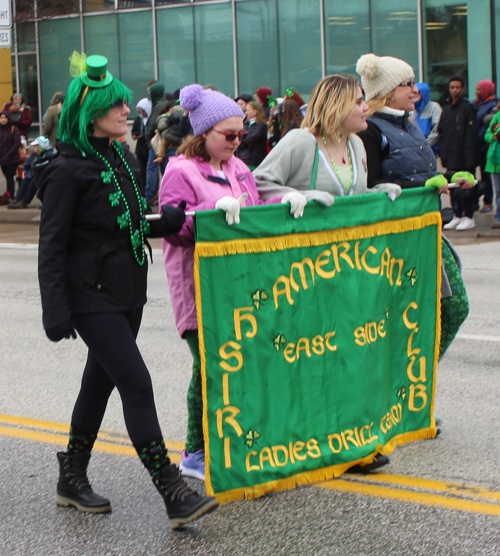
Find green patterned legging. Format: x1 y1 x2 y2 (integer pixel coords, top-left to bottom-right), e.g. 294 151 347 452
184 330 204 453
440 239 469 358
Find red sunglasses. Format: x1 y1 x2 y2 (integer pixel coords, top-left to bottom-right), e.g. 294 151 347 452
211 128 248 142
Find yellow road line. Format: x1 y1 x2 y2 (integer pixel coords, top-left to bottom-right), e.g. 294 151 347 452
0 425 182 464
0 413 70 432
0 415 183 461
320 479 500 517
0 413 185 451
358 472 500 502
0 414 130 445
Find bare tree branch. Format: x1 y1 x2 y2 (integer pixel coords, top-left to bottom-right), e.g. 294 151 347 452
14 0 80 23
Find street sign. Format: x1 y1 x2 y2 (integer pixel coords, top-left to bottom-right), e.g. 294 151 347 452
0 27 10 47
0 0 11 28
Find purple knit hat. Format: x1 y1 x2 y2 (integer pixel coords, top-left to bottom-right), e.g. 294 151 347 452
180 84 244 136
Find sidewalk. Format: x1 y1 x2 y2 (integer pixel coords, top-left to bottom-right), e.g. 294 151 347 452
0 172 499 245
1 197 499 245
0 201 41 224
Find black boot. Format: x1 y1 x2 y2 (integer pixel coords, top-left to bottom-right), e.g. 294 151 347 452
154 463 218 529
56 452 111 513
347 454 390 474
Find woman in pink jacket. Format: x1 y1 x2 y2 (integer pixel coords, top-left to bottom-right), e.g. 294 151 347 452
159 84 307 481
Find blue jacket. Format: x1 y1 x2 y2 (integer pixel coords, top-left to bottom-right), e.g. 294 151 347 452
414 82 432 138
475 96 497 152
368 112 437 186
23 148 54 180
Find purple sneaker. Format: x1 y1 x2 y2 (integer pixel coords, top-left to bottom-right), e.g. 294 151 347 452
179 449 205 481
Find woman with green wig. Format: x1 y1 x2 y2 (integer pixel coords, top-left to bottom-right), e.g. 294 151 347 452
37 54 218 529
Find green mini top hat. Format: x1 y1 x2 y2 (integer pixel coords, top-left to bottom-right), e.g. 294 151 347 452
80 55 113 88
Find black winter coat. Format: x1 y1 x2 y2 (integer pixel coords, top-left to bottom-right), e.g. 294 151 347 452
38 137 148 330
131 115 149 159
437 96 479 170
0 112 21 166
236 121 268 168
146 100 169 145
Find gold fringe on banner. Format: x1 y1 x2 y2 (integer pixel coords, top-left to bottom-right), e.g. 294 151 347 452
211 427 437 504
196 213 441 259
193 253 215 496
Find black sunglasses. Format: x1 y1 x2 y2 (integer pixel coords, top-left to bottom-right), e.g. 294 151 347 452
112 99 129 110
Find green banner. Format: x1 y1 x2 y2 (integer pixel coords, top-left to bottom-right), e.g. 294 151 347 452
194 190 441 503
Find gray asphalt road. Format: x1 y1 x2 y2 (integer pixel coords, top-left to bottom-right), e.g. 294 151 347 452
1 241 499 556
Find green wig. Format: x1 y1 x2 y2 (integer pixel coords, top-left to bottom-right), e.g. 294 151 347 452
58 76 132 155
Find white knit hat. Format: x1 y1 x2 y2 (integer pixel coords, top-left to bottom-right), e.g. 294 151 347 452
356 53 415 100
30 136 51 151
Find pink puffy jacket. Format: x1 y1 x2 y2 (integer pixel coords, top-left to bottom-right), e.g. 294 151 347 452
159 154 281 337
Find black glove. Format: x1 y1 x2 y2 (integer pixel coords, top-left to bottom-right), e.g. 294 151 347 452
45 321 77 342
159 201 187 236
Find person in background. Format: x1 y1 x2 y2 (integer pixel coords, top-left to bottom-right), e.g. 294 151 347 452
438 76 479 230
482 97 500 129
145 82 168 208
0 110 21 200
475 79 497 213
410 82 442 153
235 93 253 118
43 92 65 148
483 108 500 229
268 99 304 148
159 83 307 482
4 92 32 141
7 135 52 209
153 100 192 164
37 55 218 529
235 98 268 170
131 97 151 194
255 87 273 118
283 87 308 117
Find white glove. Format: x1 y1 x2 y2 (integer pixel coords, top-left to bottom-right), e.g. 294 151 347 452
385 183 402 201
281 191 307 219
306 190 336 207
372 182 402 202
215 193 248 225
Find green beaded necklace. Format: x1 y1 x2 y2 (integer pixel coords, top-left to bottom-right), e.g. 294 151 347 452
94 143 150 266
321 135 353 193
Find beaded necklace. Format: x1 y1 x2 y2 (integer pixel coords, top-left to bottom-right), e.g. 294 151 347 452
321 135 353 192
94 143 149 266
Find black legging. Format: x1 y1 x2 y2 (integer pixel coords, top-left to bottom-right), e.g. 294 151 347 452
1 163 18 198
71 310 163 448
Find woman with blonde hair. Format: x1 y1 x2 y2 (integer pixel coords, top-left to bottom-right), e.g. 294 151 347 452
356 53 474 201
254 73 401 205
356 53 452 192
356 53 470 378
254 74 399 473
